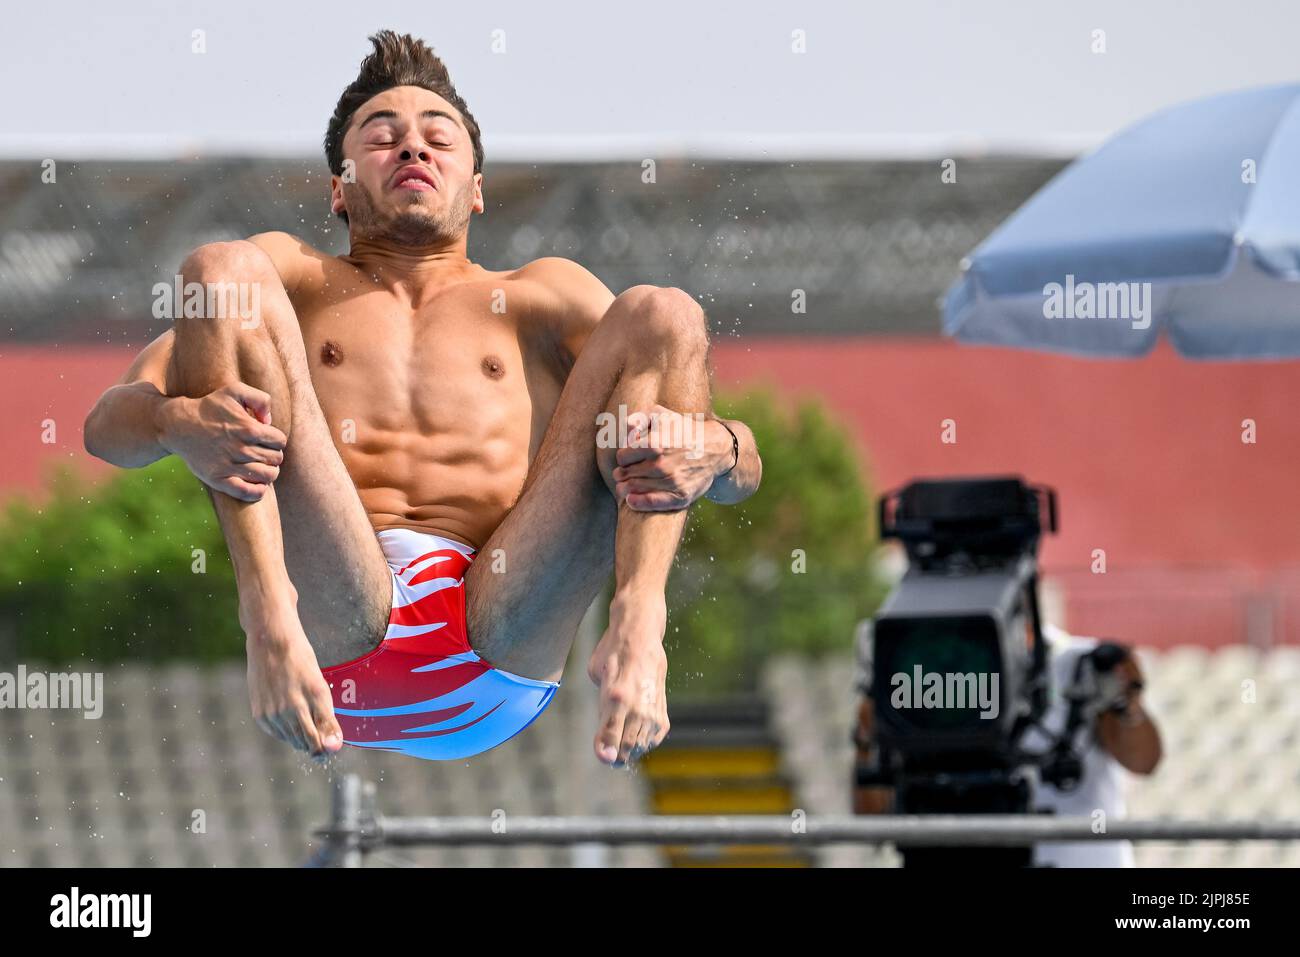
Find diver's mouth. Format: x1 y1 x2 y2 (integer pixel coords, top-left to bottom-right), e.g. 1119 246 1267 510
392 167 437 191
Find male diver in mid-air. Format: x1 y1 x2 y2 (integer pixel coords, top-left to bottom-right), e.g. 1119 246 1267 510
84 31 761 765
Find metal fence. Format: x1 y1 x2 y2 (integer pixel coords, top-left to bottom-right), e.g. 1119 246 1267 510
312 774 1300 867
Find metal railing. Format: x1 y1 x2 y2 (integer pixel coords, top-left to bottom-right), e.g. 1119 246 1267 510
312 773 1300 866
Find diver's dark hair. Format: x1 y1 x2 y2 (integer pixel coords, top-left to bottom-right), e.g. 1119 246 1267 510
324 31 483 221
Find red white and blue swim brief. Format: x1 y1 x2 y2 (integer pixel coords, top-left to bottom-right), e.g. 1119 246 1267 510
320 528 559 760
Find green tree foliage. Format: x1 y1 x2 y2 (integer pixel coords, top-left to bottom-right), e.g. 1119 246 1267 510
665 389 889 693
0 460 239 664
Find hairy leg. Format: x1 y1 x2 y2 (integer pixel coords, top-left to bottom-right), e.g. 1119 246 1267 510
465 286 712 760
168 242 391 670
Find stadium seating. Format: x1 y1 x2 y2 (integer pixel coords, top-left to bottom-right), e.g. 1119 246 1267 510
3 643 1296 866
0 157 1062 344
0 661 657 867
764 645 1300 868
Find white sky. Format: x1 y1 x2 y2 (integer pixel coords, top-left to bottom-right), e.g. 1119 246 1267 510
3 0 1297 160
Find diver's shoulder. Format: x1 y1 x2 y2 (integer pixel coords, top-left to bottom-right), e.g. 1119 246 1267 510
247 231 349 293
510 256 604 286
246 230 327 261
509 257 615 313
508 258 617 344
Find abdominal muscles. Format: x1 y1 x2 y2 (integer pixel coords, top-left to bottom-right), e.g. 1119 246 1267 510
346 424 529 549
324 370 533 550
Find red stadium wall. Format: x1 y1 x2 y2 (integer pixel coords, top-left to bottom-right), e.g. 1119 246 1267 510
707 337 1300 648
5 338 1300 647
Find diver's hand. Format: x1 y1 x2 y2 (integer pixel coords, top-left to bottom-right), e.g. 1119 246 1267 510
158 383 287 502
588 592 670 765
244 605 343 760
613 405 730 511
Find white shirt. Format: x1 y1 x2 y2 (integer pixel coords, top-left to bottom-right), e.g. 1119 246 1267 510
1023 625 1134 868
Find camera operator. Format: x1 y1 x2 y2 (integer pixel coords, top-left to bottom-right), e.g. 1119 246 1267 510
851 620 1162 866
1024 623 1162 867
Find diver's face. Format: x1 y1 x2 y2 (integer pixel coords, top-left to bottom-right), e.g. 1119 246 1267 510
331 85 483 246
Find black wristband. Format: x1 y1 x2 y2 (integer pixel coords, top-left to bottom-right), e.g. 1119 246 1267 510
718 419 740 476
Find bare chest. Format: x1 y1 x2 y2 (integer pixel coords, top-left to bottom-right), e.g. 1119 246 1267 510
292 282 560 446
